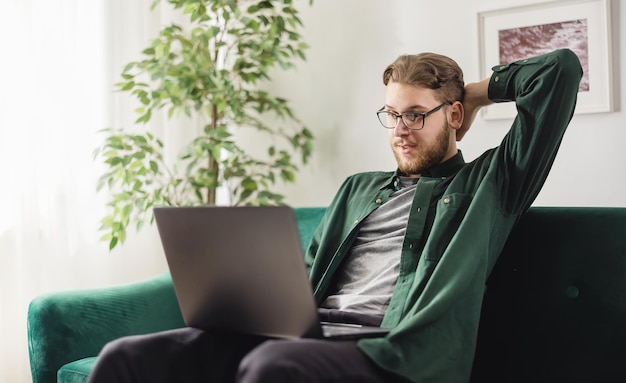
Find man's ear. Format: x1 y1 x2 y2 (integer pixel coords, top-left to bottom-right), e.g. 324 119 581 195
447 101 464 130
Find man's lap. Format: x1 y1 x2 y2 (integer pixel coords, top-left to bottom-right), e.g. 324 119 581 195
88 327 393 383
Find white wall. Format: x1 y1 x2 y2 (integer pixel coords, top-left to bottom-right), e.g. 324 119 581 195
6 2 622 382
263 0 626 208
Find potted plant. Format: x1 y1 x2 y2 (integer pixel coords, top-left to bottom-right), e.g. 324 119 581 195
94 0 314 250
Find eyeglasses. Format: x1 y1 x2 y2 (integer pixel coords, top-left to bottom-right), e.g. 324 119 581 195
376 102 451 130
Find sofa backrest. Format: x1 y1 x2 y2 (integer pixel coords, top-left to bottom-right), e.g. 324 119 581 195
293 207 327 251
471 207 626 382
293 207 626 382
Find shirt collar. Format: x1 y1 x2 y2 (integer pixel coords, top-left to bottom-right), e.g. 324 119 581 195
421 150 466 178
380 150 466 191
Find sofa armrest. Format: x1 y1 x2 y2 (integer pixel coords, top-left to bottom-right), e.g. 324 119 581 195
27 272 185 383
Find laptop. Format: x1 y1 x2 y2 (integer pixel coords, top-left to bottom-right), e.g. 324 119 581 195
153 205 389 340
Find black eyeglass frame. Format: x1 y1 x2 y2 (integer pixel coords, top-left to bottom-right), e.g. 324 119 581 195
376 101 452 130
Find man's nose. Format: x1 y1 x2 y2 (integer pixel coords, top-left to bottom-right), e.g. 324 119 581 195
394 117 409 136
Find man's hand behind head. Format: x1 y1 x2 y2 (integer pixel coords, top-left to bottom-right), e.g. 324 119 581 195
457 79 493 141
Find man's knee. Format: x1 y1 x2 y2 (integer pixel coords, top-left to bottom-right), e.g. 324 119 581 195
87 336 140 383
95 336 137 366
237 340 303 383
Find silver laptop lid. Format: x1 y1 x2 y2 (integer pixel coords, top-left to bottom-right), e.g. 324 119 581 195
154 205 322 339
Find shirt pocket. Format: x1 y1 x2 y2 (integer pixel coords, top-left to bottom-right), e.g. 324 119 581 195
424 193 473 261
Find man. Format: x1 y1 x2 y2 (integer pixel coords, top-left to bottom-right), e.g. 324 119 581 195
88 48 582 383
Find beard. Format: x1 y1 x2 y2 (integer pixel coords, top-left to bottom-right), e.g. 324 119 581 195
392 122 451 177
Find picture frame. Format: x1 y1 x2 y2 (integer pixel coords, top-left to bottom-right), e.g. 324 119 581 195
477 0 614 120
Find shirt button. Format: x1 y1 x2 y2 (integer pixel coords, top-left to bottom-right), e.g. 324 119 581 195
375 198 382 204
443 197 450 204
353 220 359 225
494 76 500 82
499 65 507 70
566 286 579 298
393 180 398 187
416 207 421 212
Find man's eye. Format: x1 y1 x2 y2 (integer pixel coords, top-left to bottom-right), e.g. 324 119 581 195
404 113 419 123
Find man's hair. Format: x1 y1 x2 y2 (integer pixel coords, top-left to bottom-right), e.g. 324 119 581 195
382 53 465 103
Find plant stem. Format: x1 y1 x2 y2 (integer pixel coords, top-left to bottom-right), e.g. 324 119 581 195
208 102 219 205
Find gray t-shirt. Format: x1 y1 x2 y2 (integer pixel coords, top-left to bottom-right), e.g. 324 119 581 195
321 177 418 316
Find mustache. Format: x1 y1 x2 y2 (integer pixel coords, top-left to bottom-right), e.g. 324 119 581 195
393 139 417 147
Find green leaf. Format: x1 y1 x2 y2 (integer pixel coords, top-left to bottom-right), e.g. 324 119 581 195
122 62 135 73
122 204 133 218
149 160 158 173
99 232 113 241
121 81 135 91
135 109 152 124
109 236 118 250
242 177 257 191
281 169 295 182
239 188 254 202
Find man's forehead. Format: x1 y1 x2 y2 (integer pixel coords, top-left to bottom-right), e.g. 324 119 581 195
385 82 439 108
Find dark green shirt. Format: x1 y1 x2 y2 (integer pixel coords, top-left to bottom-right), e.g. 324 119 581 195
304 49 582 383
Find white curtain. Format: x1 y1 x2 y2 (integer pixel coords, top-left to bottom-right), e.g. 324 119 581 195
0 1 189 382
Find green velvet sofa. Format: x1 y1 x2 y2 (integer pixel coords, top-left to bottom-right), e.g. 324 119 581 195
27 206 626 383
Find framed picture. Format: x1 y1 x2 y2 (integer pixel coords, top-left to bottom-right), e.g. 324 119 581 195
478 0 614 120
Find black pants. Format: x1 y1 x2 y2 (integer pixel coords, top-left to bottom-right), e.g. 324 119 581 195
87 311 396 383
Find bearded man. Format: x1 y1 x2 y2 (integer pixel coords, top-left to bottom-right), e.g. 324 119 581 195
88 48 582 383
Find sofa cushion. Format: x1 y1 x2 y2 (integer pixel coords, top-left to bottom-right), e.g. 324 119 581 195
471 207 626 382
58 357 96 383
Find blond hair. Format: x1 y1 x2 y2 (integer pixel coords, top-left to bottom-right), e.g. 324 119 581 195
382 53 465 103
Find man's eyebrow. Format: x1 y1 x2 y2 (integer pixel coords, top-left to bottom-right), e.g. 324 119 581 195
383 104 429 112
